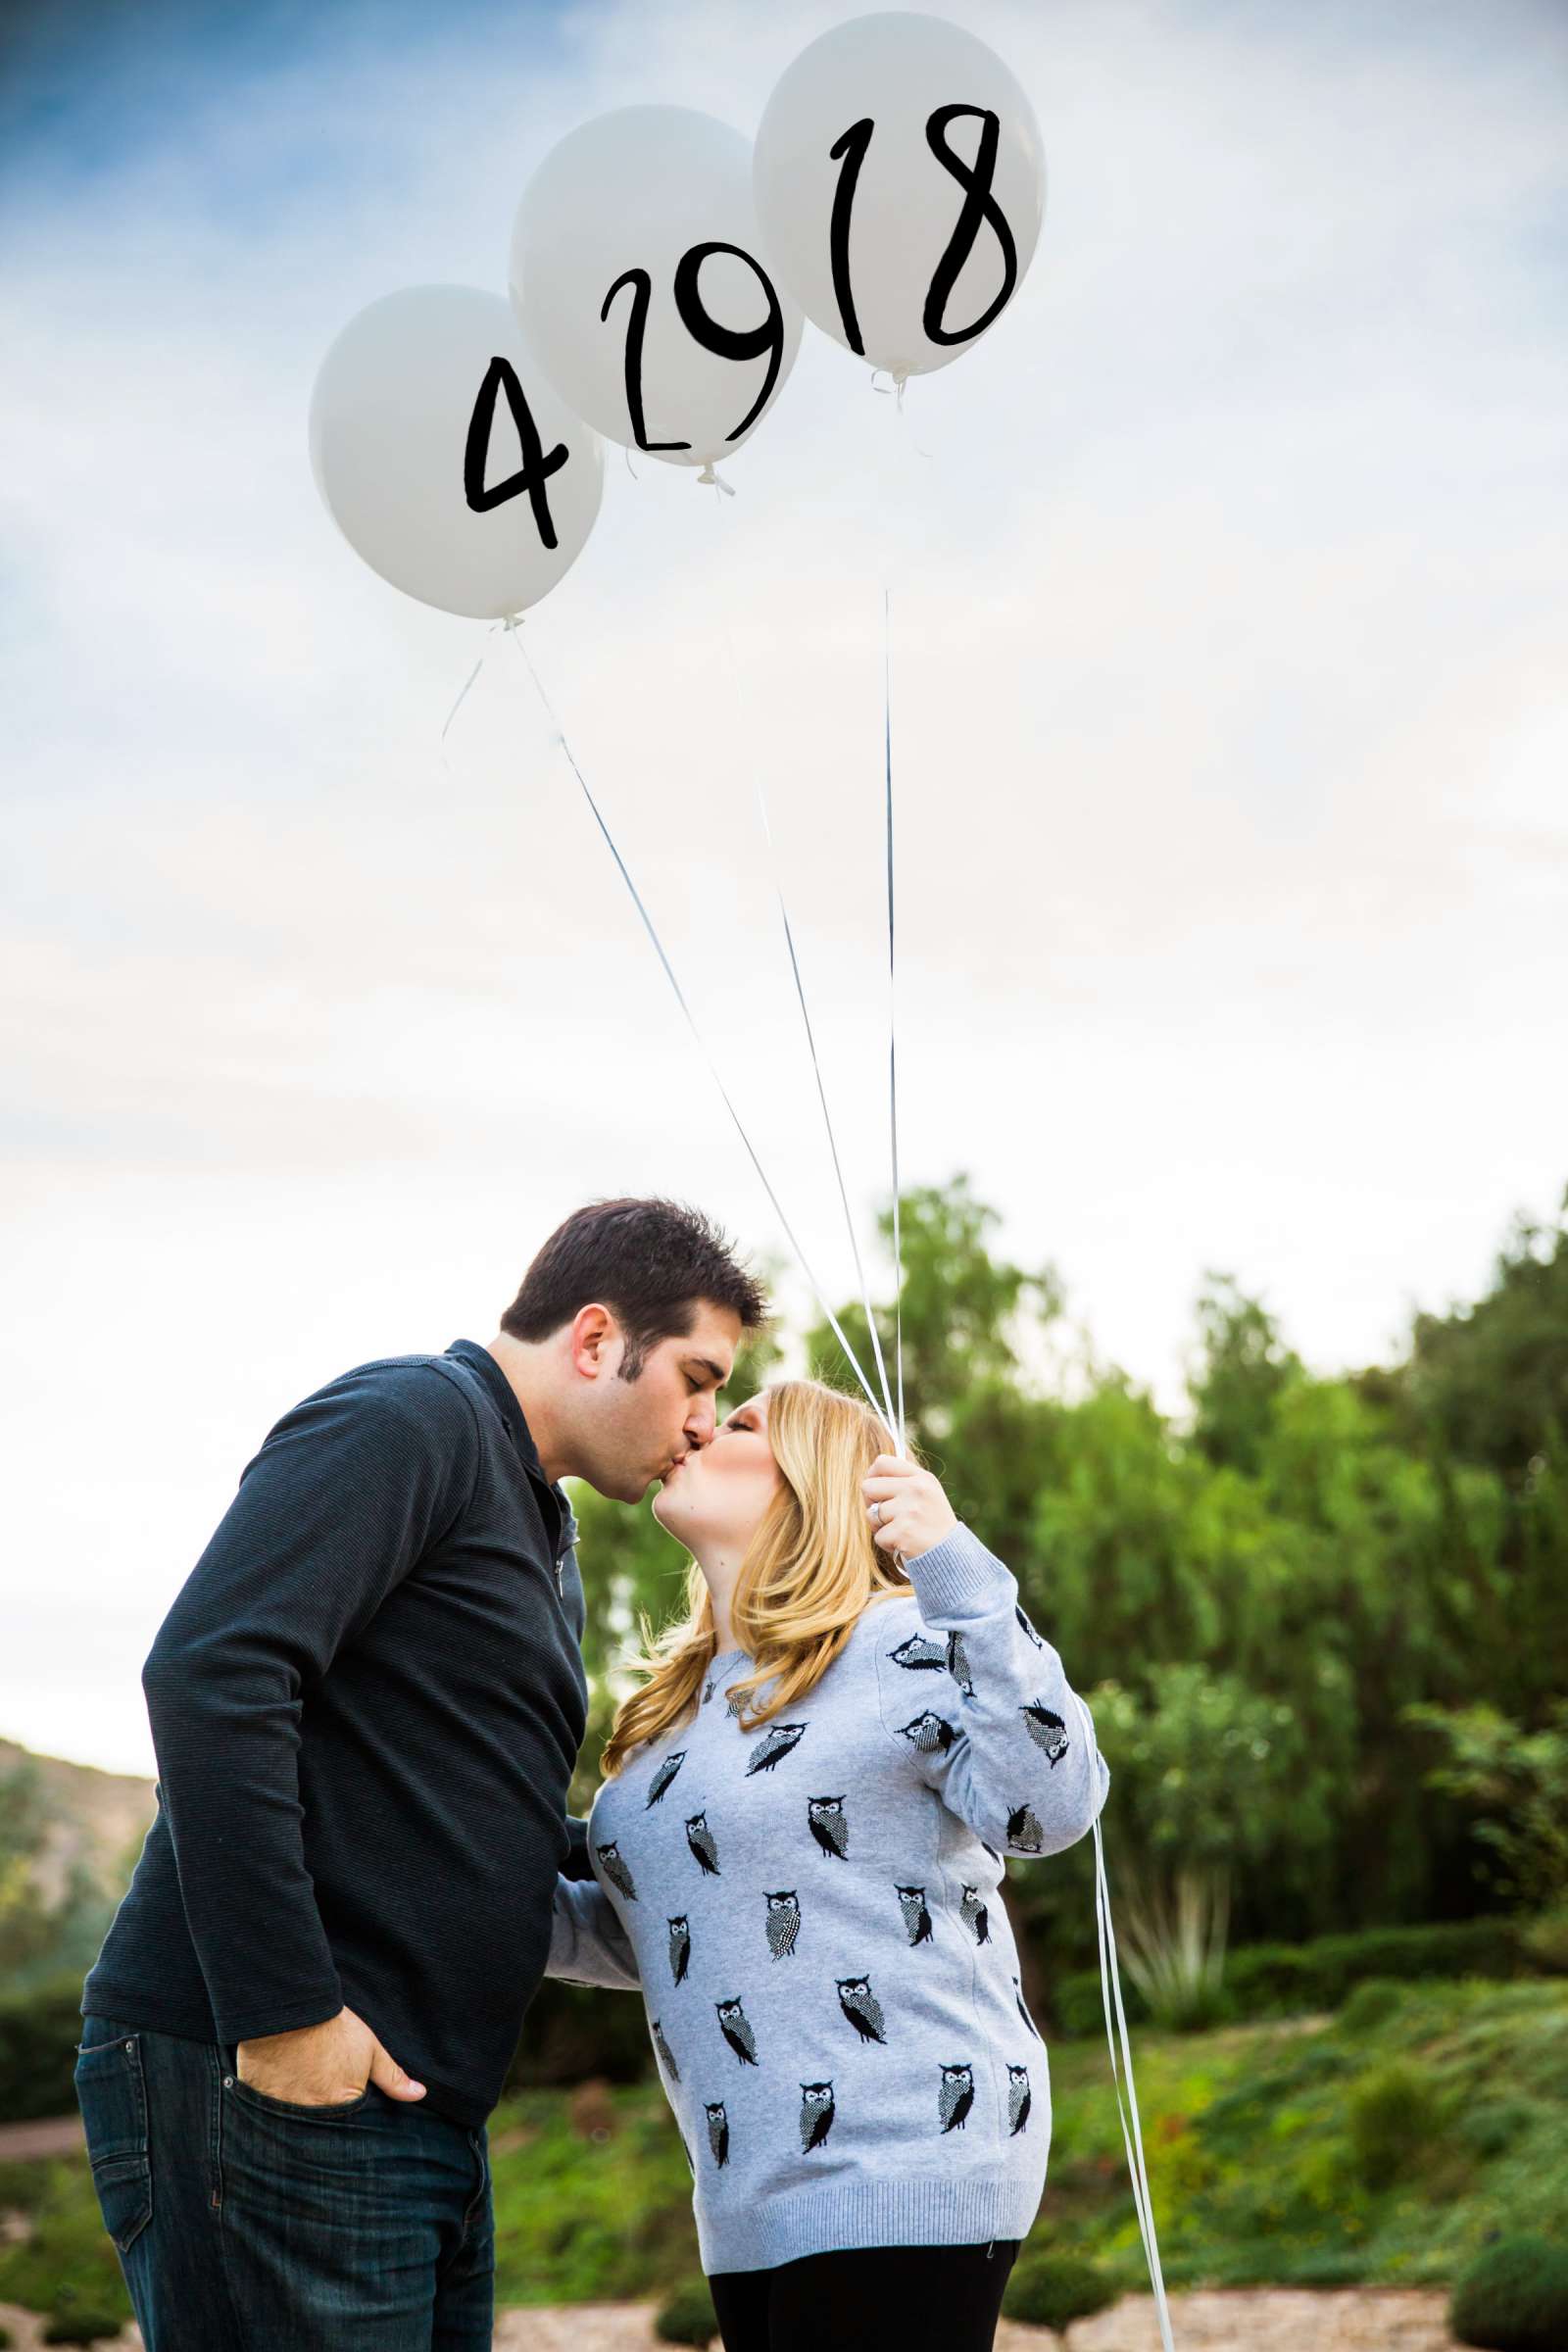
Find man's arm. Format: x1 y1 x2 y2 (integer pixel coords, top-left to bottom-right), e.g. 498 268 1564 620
141 1362 478 2048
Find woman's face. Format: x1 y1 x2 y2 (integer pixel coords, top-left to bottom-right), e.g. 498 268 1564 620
651 1389 783 1559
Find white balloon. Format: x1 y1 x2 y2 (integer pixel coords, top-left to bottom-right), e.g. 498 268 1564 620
511 106 803 471
754 12 1045 381
309 285 604 619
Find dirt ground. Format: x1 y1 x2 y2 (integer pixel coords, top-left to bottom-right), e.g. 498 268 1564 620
0 2284 1456 2349
490 2287 1460 2350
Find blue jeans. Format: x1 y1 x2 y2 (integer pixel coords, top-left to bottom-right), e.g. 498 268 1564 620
74 2014 494 2350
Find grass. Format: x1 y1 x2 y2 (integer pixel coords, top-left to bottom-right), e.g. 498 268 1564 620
2 1980 1564 2317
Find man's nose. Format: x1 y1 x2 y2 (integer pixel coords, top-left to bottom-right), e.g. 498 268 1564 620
686 1399 717 1446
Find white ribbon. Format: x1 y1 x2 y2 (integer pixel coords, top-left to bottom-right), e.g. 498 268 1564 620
1068 1690 1179 2349
501 622 892 1431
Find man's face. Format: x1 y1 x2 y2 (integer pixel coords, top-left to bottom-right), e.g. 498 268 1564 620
581 1299 744 1503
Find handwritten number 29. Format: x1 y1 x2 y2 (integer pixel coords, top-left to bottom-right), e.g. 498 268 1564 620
604 244 786 452
828 103 1019 355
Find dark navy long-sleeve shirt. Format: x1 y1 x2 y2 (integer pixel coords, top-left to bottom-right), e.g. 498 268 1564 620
82 1338 592 2129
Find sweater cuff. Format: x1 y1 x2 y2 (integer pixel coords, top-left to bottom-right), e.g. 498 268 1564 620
213 1984 345 2046
901 1521 1014 1620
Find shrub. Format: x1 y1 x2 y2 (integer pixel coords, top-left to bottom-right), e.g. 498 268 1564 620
1053 1916 1531 2036
1001 2251 1118 2329
1460 2100 1539 2161
1339 1979 1405 2033
1348 2061 1443 2190
1450 2236 1568 2351
654 2277 718 2346
1519 1905 1568 1976
0 1977 89 2125
43 2314 125 2346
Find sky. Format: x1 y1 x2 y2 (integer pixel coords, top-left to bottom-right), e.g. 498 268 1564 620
3 0 1566 1776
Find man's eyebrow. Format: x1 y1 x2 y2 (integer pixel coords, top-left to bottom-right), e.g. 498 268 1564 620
687 1356 728 1384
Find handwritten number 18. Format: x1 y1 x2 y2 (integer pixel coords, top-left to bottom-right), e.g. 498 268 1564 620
603 243 786 453
828 103 1019 355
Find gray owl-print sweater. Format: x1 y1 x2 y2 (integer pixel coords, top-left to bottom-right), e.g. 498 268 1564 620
547 1522 1110 2276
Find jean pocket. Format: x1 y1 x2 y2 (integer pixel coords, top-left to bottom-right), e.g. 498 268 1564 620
74 2033 152 2254
228 2073 374 2123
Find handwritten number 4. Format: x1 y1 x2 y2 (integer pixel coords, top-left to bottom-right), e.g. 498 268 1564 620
829 104 1019 358
464 357 568 544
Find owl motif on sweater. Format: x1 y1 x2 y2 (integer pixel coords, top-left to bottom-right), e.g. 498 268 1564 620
1012 1973 1043 2040
705 2100 730 2167
1020 1699 1070 1766
764 1889 801 1958
958 1884 991 1944
595 1840 637 1902
888 1631 948 1674
896 1884 934 1945
836 1974 887 2044
938 2061 975 2133
945 1629 975 1697
715 1995 759 2066
807 1794 849 1858
1006 1801 1045 1853
745 1720 808 1775
666 1915 692 1984
898 1710 956 1755
651 2019 679 2082
645 1748 687 1807
1007 2062 1032 2135
1015 1603 1046 1649
799 2080 836 2151
685 1810 721 1876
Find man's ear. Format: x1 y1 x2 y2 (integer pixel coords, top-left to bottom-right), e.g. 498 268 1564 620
568 1301 616 1380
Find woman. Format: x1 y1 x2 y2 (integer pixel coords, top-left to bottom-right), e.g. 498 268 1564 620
548 1379 1109 2352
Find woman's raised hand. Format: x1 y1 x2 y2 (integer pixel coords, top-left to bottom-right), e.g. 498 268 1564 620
861 1455 959 1562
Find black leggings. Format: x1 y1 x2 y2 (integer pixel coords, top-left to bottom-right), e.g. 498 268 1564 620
708 2238 1020 2352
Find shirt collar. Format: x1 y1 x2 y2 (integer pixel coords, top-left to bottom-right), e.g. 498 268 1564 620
443 1339 576 1543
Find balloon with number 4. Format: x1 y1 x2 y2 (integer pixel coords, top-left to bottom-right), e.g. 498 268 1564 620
511 106 804 474
754 11 1045 384
309 284 604 618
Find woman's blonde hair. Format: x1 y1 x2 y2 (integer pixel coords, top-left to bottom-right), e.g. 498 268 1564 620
600 1378 919 1778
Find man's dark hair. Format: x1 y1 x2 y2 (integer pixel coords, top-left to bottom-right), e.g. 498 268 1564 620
500 1198 769 1379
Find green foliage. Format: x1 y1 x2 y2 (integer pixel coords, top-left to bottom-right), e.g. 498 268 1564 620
653 2278 719 2345
43 2313 125 2346
1001 2250 1117 2328
0 1977 95 2126
1348 2061 1444 2188
1054 1916 1537 2038
1450 2235 1568 2351
1189 1274 1301 1476
1519 1905 1568 1975
0 2159 130 2331
1404 1700 1568 1911
1113 1864 1231 2032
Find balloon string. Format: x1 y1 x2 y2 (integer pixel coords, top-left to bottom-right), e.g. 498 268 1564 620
883 588 906 1457
440 625 500 751
1068 1693 1179 2349
501 621 892 1430
710 503 902 1448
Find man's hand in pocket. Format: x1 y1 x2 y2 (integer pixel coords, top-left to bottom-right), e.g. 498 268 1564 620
236 2006 426 2105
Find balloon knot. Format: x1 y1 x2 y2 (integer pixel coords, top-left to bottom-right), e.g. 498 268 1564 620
502 612 522 632
697 463 737 498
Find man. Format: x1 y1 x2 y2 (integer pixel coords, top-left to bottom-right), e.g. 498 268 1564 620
75 1197 767 2349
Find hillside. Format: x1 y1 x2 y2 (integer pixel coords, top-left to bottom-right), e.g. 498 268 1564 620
0 1739 155 1909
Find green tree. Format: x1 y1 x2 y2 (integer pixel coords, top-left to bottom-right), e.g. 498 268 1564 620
1188 1274 1301 1476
